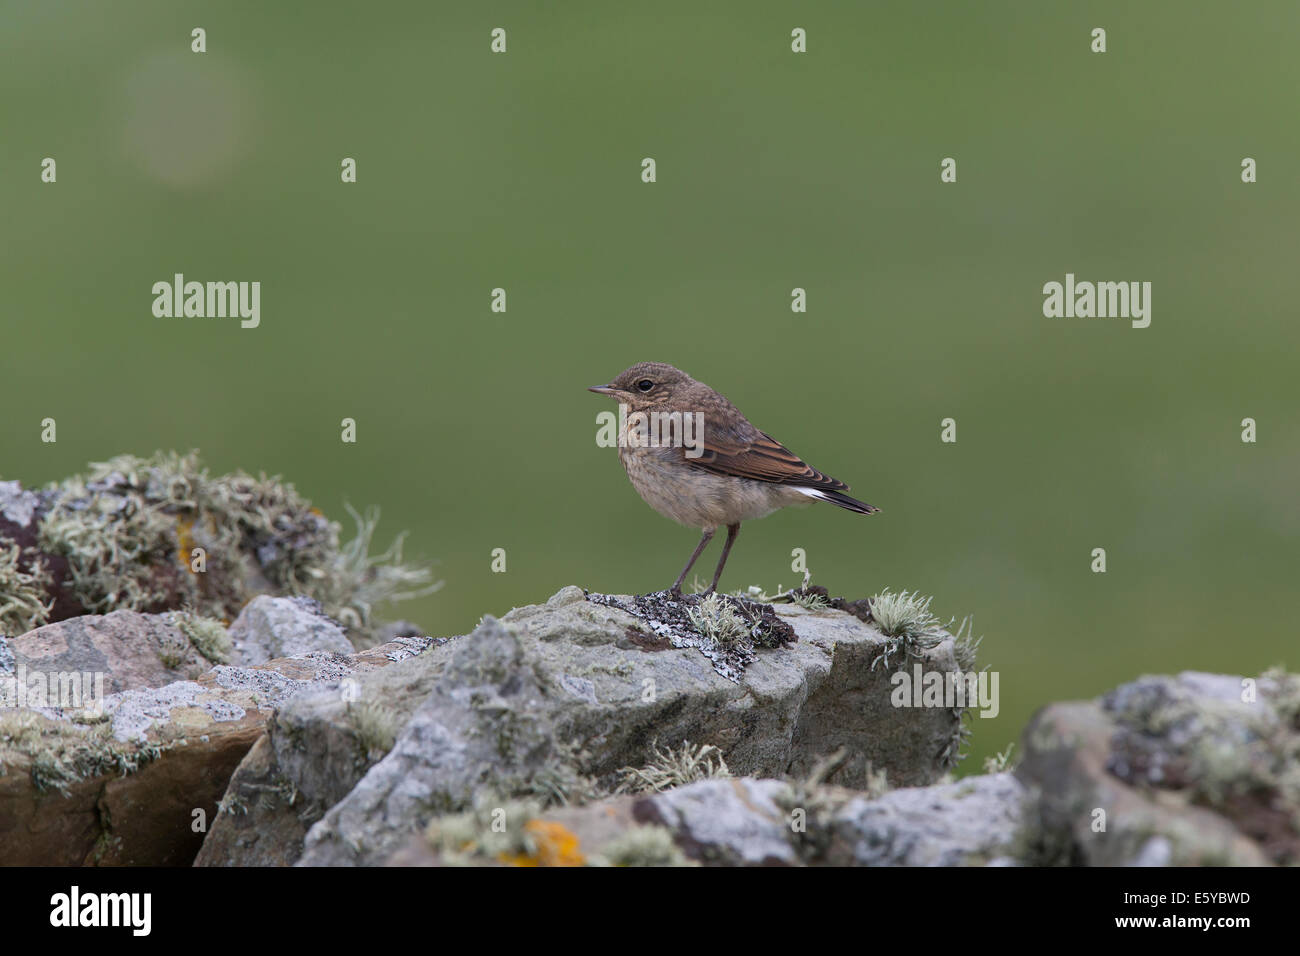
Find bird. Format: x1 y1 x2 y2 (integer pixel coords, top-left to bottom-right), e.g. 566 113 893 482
588 362 879 597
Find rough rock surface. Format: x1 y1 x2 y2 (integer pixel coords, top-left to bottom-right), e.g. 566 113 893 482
9 575 1290 869
228 595 354 665
294 586 966 866
634 778 797 865
826 772 1026 865
0 636 433 866
381 773 1027 868
194 635 441 866
1015 670 1296 866
4 610 213 698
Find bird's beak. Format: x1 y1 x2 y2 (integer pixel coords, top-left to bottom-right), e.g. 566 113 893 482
588 384 617 396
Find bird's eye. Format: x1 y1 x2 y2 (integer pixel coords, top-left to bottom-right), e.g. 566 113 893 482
636 379 654 393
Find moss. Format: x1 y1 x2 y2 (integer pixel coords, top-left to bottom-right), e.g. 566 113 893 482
22 451 437 645
615 739 730 794
0 541 52 636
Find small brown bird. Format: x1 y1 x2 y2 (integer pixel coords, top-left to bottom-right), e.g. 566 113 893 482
589 362 879 596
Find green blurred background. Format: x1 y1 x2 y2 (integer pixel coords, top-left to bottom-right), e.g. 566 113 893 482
3 2 1296 773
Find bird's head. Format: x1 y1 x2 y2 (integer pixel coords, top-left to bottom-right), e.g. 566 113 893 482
588 362 693 411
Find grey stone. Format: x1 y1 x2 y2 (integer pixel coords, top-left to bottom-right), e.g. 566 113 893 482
634 778 797 866
294 588 967 866
228 595 354 665
1015 670 1295 866
4 610 211 700
0 481 41 528
829 772 1027 866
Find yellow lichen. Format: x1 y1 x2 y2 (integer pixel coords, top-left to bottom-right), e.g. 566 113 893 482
499 820 586 867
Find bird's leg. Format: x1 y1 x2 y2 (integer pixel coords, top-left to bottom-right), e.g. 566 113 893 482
703 523 741 595
670 528 715 597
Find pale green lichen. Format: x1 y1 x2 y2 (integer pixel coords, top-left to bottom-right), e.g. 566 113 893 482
789 587 832 611
346 699 399 760
685 593 750 648
868 588 948 670
0 710 168 796
310 503 442 636
172 611 232 665
597 825 693 867
25 451 437 646
525 738 602 807
0 542 52 636
952 614 982 673
869 587 942 639
615 740 730 794
983 742 1018 774
775 749 855 863
424 796 545 865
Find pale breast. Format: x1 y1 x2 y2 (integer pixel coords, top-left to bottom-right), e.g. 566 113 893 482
618 444 801 530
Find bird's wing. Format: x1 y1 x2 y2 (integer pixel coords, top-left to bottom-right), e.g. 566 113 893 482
685 420 849 491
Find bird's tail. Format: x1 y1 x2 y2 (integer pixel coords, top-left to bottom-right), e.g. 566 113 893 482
796 487 880 515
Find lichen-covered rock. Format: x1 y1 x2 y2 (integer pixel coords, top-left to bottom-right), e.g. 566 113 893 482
190 736 306 867
294 587 967 866
382 773 1025 868
227 595 354 665
0 634 434 866
0 453 437 646
3 610 218 700
633 778 797 865
195 635 440 866
826 772 1027 865
1015 670 1296 866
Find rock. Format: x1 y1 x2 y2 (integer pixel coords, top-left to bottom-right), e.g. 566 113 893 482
227 595 354 666
0 480 42 529
0 454 438 645
380 773 1025 868
0 634 435 866
294 588 966 866
385 794 676 867
3 610 215 699
826 772 1027 866
633 778 797 866
194 635 439 866
190 736 304 867
1015 670 1297 866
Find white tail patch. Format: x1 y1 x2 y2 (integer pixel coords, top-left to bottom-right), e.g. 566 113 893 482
796 487 833 503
